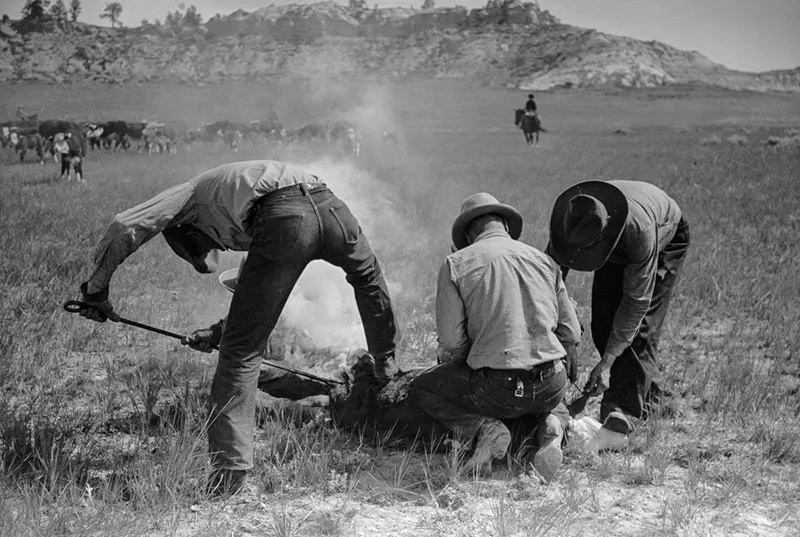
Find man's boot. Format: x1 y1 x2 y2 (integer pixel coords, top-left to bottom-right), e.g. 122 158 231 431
464 420 511 475
533 413 564 482
602 410 633 435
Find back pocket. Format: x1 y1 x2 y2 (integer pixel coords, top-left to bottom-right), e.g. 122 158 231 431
329 205 360 246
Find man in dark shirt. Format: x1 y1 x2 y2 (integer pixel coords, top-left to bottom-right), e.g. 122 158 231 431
524 94 537 115
547 180 690 435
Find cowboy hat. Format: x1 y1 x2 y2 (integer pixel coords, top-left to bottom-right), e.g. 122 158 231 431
451 192 523 250
548 181 628 271
162 225 220 274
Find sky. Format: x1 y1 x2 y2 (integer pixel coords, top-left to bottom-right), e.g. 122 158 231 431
2 0 798 72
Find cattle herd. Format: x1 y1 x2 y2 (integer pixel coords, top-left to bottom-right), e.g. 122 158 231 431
0 111 378 165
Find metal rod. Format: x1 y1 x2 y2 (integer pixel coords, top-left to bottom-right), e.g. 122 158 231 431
63 300 344 385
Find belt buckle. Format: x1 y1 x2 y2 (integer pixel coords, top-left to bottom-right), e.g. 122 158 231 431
514 379 524 398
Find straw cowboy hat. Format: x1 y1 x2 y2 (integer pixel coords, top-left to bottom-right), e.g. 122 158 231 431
548 181 629 271
451 192 523 250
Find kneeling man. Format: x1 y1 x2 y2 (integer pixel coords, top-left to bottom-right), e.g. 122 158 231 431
411 193 581 479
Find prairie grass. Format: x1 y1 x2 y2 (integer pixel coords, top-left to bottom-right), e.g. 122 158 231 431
1 80 799 535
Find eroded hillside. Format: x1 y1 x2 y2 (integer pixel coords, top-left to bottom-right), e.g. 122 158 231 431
0 1 797 92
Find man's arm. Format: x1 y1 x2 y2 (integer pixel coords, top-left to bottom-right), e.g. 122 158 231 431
85 182 195 294
585 238 657 395
554 268 581 347
545 241 569 280
602 248 658 363
554 268 582 383
435 259 470 363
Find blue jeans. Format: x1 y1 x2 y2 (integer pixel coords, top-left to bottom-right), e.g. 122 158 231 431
410 360 567 446
208 183 397 470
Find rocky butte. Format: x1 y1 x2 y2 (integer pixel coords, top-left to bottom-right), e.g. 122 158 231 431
0 1 797 92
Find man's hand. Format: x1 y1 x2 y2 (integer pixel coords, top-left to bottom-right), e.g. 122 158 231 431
79 282 120 323
181 320 224 353
584 356 613 396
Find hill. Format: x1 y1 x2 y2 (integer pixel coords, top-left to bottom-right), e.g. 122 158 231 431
0 1 797 92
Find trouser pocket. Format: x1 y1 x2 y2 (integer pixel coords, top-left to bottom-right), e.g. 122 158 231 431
329 205 360 246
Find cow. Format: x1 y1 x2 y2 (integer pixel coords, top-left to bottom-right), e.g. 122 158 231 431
86 123 105 151
222 129 243 152
97 121 147 151
292 123 328 143
13 132 45 164
38 120 87 156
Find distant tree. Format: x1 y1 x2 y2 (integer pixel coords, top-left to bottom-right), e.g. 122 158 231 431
69 0 81 22
49 0 67 27
349 0 367 15
183 5 202 27
163 4 202 34
164 9 182 33
22 0 50 21
422 0 435 9
100 1 122 28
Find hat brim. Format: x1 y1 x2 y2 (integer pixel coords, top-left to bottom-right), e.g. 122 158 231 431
218 268 238 294
549 181 628 271
451 203 523 250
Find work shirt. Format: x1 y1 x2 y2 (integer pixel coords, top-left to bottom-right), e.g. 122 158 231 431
601 180 682 359
86 160 321 293
53 140 69 155
436 229 581 370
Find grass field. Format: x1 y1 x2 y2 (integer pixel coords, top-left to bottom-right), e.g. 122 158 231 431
1 79 799 536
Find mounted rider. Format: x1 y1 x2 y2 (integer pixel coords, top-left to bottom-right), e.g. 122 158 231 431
524 94 538 117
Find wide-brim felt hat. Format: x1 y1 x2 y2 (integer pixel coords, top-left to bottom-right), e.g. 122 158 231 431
451 192 523 250
549 181 628 271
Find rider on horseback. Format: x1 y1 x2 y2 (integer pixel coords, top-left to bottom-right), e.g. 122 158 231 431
524 94 537 117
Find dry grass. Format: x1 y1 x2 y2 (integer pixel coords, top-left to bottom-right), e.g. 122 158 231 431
1 80 799 536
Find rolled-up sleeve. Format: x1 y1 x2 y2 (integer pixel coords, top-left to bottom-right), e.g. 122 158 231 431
554 269 582 346
435 259 470 363
86 182 195 293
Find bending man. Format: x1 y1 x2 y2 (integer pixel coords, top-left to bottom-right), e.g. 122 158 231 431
547 180 690 435
77 160 398 495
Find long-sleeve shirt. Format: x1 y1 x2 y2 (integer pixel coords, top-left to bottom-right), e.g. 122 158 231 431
436 229 581 370
53 140 69 155
86 160 321 293
600 180 682 359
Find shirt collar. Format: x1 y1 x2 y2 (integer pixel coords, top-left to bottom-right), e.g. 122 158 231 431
471 228 512 243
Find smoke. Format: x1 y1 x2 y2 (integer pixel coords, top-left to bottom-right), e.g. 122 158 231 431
227 70 416 355
210 158 406 355
279 158 405 353
282 261 367 351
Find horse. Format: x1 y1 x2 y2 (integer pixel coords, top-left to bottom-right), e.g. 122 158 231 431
514 109 546 147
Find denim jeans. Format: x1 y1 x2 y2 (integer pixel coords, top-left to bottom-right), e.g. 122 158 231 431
409 360 567 447
592 218 690 421
208 183 397 470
